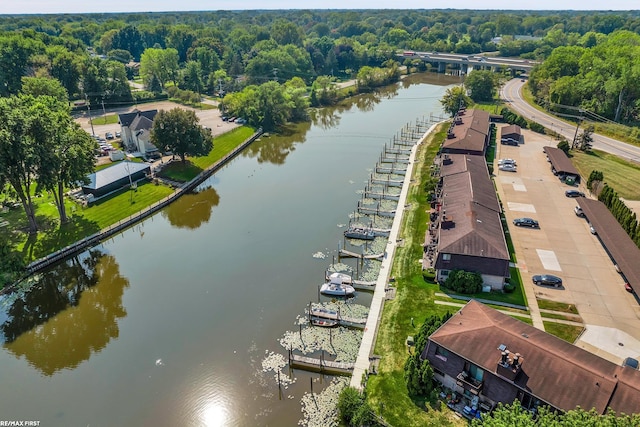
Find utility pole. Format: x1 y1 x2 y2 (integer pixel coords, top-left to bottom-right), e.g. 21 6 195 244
101 97 106 119
85 94 95 136
218 78 223 96
571 115 583 150
273 68 278 82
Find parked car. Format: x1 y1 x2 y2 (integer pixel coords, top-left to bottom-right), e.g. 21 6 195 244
498 158 516 166
513 218 539 228
115 131 121 138
589 224 597 235
499 164 517 172
625 282 633 293
623 357 639 370
500 139 519 146
235 118 247 124
532 274 563 288
574 206 585 217
565 190 585 198
105 132 114 140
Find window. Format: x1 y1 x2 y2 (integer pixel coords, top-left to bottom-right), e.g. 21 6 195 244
464 362 484 382
435 346 449 361
440 270 450 277
442 253 451 261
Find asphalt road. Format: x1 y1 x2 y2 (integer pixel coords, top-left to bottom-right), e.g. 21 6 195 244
500 78 640 163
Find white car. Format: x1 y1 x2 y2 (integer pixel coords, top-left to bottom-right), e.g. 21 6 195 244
498 158 517 166
499 164 517 172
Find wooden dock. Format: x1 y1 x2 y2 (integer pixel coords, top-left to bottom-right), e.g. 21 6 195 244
364 190 400 201
384 146 412 155
339 249 384 260
310 307 367 326
289 352 354 375
357 205 396 217
370 176 404 187
375 165 407 174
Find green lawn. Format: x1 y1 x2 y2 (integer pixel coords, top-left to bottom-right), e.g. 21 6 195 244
439 267 527 308
537 299 579 315
543 321 584 344
13 182 174 261
570 149 640 200
160 126 256 182
93 113 119 125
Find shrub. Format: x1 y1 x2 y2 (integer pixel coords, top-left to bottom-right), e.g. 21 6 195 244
444 269 483 294
528 121 546 134
422 268 436 282
503 283 516 293
557 139 570 155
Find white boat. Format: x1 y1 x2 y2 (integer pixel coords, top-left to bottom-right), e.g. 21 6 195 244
311 317 338 327
320 282 356 296
325 272 353 285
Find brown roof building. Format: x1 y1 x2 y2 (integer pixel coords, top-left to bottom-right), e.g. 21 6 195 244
441 109 491 155
432 154 510 289
500 124 522 144
543 146 581 184
424 300 640 416
577 197 640 292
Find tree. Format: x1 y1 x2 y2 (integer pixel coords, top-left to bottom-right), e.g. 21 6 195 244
440 86 471 117
0 34 45 96
181 61 204 94
0 96 39 232
576 125 594 151
21 77 68 101
464 70 498 102
140 48 179 90
37 116 96 224
150 108 213 163
337 387 379 427
472 402 640 426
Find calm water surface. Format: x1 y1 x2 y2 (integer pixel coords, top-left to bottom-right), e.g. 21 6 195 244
0 73 459 426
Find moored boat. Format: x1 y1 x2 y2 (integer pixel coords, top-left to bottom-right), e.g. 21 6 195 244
320 282 356 297
344 226 375 240
325 272 353 285
311 317 338 327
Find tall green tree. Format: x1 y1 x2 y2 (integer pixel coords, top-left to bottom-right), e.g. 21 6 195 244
0 95 47 232
21 77 68 101
140 47 179 89
0 34 45 96
464 70 498 102
150 108 213 163
440 86 471 117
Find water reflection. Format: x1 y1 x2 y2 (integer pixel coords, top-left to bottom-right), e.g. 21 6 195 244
1 250 129 375
162 187 220 230
243 121 311 165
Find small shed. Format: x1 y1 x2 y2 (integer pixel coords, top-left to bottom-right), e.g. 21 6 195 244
82 161 150 198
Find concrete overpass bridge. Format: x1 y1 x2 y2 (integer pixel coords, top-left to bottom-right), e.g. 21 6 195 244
397 51 537 75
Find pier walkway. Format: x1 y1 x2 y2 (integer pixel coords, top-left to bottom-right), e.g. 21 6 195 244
350 123 439 390
289 352 354 375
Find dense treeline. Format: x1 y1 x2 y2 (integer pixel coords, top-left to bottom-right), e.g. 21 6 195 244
598 183 640 248
530 30 640 125
1 9 639 103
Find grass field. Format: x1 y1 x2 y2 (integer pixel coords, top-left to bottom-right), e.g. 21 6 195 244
93 113 119 125
13 182 174 261
160 126 256 182
537 299 579 315
543 321 584 344
570 149 640 200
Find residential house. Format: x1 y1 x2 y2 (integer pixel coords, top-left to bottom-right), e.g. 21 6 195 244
441 109 491 156
118 109 159 156
423 300 640 417
431 154 510 289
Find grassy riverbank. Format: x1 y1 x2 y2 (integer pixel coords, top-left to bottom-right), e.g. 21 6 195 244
366 123 465 427
3 126 258 264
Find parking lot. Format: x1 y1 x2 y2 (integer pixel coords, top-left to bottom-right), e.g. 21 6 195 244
494 125 640 363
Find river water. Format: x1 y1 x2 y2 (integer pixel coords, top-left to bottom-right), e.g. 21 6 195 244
0 73 459 427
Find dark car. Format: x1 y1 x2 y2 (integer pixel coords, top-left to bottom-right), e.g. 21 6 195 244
565 190 585 198
623 357 639 370
532 274 563 288
513 218 539 228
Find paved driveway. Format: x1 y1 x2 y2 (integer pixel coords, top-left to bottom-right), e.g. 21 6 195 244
75 100 239 140
493 126 640 363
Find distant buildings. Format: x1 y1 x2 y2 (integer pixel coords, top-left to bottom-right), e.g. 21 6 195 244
118 109 159 156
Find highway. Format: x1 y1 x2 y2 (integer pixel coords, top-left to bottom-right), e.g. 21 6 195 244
500 78 640 163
